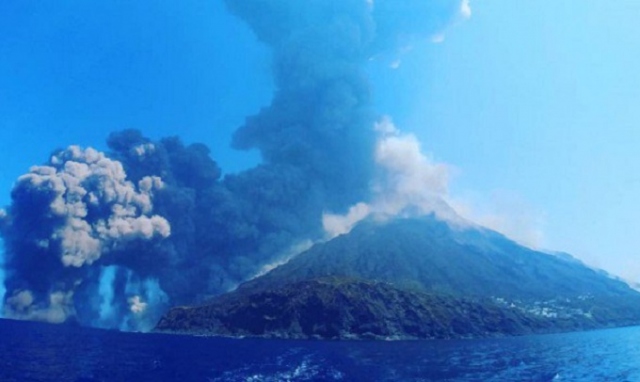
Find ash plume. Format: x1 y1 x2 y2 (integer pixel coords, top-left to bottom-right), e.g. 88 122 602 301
0 0 468 330
1 146 169 326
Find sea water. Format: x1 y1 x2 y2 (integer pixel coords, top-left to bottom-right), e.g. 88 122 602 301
1 319 639 381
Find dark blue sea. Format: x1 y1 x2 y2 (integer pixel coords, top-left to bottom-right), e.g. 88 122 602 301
2 319 639 382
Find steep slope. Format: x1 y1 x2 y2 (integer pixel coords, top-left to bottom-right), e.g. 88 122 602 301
245 216 638 304
156 216 640 339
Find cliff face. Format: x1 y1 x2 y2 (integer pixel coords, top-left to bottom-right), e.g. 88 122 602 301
155 216 640 340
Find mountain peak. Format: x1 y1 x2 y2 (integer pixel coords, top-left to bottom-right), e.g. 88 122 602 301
156 216 640 339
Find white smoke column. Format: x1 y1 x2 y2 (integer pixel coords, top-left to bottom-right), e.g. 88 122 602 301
323 117 459 238
97 265 118 328
373 117 452 217
323 117 544 248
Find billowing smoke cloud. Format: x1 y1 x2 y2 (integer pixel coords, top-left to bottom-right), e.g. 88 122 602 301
0 0 469 330
323 117 462 238
0 146 170 327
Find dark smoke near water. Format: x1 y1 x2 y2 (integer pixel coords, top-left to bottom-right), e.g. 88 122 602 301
0 0 469 330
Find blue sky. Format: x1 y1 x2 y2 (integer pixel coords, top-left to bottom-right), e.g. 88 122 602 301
0 0 269 183
1 1 639 281
372 1 640 281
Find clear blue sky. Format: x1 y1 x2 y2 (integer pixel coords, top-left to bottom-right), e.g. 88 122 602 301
0 0 269 184
1 1 639 281
376 1 640 280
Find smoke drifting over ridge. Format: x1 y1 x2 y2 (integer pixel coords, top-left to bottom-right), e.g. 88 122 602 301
323 117 459 238
0 0 469 330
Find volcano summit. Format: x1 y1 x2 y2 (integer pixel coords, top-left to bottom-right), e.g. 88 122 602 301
156 216 640 340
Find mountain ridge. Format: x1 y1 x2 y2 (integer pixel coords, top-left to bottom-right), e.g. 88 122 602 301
241 216 637 302
155 216 640 339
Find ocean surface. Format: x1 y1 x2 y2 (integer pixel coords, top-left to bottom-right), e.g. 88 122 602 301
1 319 640 382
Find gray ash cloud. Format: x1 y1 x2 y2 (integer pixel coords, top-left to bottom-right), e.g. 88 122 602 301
0 0 467 330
